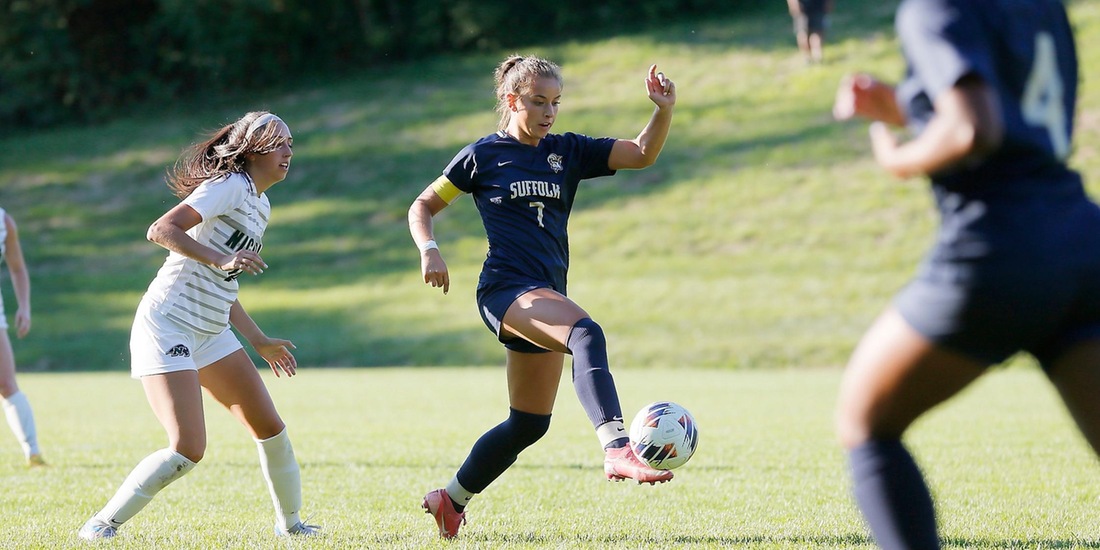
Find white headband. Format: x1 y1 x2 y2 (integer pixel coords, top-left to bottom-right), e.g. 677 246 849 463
244 113 283 141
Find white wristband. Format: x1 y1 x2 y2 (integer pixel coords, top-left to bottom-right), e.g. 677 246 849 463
419 240 439 252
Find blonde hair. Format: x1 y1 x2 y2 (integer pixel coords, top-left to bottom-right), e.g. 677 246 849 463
167 111 288 198
493 55 563 131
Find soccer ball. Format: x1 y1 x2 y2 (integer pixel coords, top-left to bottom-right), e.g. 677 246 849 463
628 401 699 470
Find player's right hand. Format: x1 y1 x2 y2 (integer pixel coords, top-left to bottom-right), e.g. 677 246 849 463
218 250 267 275
421 250 450 295
14 308 30 339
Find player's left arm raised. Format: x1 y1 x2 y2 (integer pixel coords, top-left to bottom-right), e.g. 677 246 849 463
609 65 676 171
229 299 298 377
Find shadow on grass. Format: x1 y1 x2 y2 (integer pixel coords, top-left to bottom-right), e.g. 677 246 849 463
466 532 874 547
940 538 1100 549
466 532 1100 548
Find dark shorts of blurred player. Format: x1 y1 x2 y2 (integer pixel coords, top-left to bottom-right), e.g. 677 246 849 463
895 182 1100 370
792 0 829 35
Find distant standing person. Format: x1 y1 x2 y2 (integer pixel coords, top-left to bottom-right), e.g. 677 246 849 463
408 55 676 538
78 111 318 540
788 0 833 63
0 207 44 467
832 0 1100 548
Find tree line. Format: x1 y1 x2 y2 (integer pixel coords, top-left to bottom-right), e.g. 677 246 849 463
0 0 758 130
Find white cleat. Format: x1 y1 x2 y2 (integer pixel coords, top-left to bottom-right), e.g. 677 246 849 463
78 518 117 540
274 521 322 537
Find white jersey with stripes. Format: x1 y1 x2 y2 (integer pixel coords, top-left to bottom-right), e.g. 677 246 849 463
143 173 269 335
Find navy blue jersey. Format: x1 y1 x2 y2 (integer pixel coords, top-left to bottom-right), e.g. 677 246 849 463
889 0 1100 367
444 131 617 290
895 0 1080 193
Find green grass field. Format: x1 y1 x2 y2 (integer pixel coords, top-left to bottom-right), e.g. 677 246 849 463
2 0 1100 547
2 366 1098 549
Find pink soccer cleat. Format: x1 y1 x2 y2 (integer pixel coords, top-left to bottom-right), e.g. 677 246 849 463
422 488 467 538
604 445 674 484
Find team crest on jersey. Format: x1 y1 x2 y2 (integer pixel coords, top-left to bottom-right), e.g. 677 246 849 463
547 153 563 173
165 344 191 358
490 196 503 204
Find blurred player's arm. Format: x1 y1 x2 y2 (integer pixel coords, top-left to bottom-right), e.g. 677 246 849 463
409 176 459 294
833 73 907 126
869 74 1002 179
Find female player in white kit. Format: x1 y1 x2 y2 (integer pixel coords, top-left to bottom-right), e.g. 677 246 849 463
0 206 44 467
79 111 318 540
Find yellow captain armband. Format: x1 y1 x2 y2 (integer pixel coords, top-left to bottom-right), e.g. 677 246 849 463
430 176 464 205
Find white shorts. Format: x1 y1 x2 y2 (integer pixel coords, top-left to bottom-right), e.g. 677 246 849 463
0 290 7 331
129 298 243 379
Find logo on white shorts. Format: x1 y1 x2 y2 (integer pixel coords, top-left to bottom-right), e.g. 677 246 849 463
165 344 191 358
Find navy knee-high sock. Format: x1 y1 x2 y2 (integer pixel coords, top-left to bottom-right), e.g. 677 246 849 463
849 439 940 550
568 318 626 446
455 408 551 499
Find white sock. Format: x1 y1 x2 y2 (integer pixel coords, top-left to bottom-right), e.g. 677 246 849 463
445 477 475 509
95 448 196 527
595 419 627 449
2 391 39 457
256 428 303 530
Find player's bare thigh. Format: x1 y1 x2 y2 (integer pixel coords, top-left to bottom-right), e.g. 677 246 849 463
506 349 565 415
501 287 590 353
198 349 285 440
141 370 207 461
0 332 19 397
835 307 985 449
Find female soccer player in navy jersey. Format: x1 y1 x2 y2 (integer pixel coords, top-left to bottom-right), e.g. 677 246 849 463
408 55 676 538
832 1 1100 548
78 112 318 540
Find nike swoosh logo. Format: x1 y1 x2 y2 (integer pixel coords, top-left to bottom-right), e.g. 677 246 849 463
498 161 512 166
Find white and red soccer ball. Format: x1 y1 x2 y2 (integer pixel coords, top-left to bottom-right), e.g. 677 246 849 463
628 401 699 470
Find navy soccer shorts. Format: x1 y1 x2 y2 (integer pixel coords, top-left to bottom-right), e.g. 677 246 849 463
476 277 564 354
895 193 1100 369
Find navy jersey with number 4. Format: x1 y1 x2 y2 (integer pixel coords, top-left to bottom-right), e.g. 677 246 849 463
444 131 617 291
895 0 1080 193
889 0 1100 366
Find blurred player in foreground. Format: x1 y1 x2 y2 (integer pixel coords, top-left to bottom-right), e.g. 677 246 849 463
833 1 1100 548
